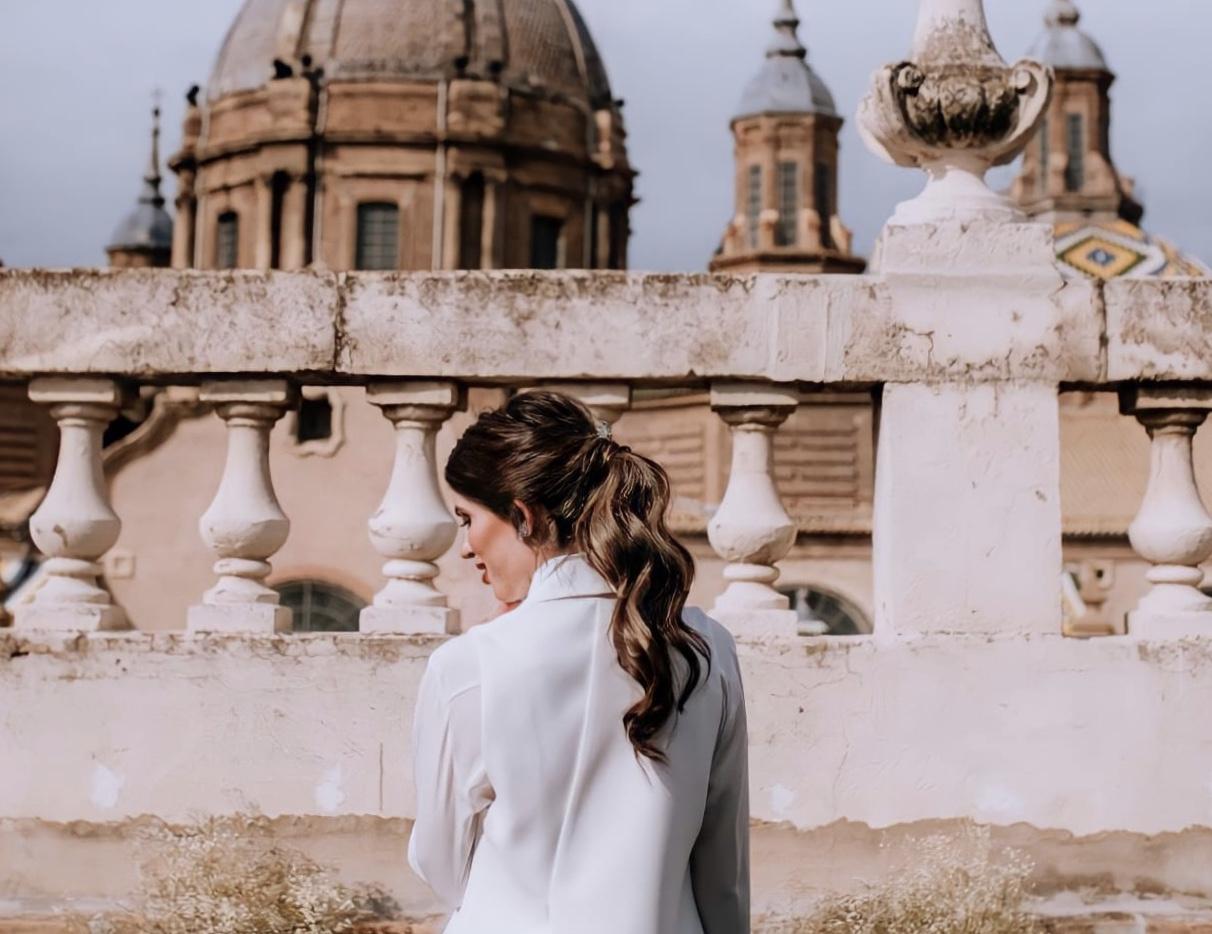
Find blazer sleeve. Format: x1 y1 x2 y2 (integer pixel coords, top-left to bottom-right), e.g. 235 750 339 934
689 645 751 934
408 642 494 910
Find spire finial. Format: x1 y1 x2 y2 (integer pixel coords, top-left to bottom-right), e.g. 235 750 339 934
140 91 165 210
1046 0 1080 27
767 0 807 61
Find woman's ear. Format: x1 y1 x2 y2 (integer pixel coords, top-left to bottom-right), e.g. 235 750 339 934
513 500 536 540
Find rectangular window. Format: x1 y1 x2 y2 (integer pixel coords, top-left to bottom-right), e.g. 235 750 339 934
216 212 239 269
530 215 563 269
1065 113 1084 192
1037 115 1050 194
776 162 798 247
814 162 833 249
459 175 485 271
746 165 762 249
356 202 400 271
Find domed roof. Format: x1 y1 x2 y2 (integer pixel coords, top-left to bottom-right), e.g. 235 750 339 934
208 0 614 108
1054 219 1209 280
1027 0 1108 71
735 0 836 121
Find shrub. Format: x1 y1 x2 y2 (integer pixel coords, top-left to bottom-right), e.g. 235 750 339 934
76 816 390 934
794 823 1043 934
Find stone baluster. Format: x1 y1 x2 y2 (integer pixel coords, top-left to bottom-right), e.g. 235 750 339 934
15 378 131 632
188 380 297 634
520 382 632 428
1122 388 1212 638
361 381 463 634
707 383 801 638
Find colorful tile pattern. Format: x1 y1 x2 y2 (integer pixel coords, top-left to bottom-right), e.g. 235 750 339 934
1054 220 1209 279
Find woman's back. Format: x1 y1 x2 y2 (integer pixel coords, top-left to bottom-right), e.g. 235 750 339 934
409 554 750 934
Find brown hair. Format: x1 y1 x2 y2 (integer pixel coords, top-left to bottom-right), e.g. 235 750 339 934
445 390 711 763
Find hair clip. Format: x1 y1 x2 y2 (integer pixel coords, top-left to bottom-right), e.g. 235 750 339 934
595 419 612 440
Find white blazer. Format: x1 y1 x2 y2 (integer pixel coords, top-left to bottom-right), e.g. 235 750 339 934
408 553 750 934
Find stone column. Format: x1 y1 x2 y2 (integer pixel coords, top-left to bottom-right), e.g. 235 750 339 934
482 175 508 270
441 178 462 272
361 381 463 635
188 380 297 634
15 378 131 632
279 174 309 271
1122 388 1212 638
253 175 273 271
707 383 800 638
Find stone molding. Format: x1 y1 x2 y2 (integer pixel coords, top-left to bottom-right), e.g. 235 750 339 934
2 268 1209 385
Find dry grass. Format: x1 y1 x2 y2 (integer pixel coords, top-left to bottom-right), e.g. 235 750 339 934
783 823 1044 934
72 817 391 934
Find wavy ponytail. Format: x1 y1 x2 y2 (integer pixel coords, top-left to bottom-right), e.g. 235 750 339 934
444 391 710 763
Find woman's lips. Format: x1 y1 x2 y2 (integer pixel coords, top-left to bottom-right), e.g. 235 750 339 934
476 562 489 585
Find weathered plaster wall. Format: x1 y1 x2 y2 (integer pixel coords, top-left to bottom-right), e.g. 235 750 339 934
2 631 1210 921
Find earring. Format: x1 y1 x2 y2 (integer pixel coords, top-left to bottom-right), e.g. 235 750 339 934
518 522 531 539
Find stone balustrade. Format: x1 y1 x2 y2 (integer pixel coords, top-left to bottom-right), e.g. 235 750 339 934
2 270 1212 640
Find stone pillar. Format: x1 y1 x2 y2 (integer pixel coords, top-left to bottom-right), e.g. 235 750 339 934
482 176 507 270
15 379 131 632
280 174 309 271
253 175 273 271
1121 388 1212 638
361 381 463 635
172 186 196 270
860 0 1063 639
188 380 297 634
707 383 800 638
441 178 462 272
873 381 1062 638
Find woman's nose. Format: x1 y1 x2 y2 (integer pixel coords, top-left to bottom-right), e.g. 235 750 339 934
459 535 474 560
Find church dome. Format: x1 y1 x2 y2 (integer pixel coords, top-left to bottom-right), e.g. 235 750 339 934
208 0 614 108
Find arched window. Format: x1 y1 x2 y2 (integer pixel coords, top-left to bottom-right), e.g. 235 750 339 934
216 211 239 269
1065 113 1085 192
275 579 366 633
355 202 400 271
780 584 870 636
776 162 798 247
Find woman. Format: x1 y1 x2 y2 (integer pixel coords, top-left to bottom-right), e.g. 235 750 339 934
408 391 750 934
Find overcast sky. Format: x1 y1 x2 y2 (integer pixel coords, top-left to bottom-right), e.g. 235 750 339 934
1 0 1209 272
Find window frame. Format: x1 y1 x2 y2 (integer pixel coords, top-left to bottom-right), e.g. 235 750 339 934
355 201 401 271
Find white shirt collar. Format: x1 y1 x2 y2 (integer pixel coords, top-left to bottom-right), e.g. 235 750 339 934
524 553 614 604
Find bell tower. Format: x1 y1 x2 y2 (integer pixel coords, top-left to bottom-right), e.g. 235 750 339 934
710 0 864 274
1013 0 1142 224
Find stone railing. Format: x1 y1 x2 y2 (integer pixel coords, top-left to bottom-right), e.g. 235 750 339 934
2 267 1211 641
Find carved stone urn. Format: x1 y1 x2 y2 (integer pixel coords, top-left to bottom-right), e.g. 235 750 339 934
858 0 1052 225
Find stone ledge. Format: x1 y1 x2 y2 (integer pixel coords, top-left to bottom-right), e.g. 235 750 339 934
3 268 1206 386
